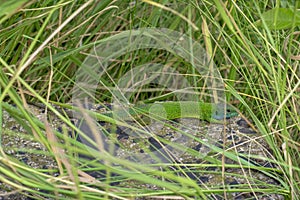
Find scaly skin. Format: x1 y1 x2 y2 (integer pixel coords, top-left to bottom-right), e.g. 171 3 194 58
102 101 238 123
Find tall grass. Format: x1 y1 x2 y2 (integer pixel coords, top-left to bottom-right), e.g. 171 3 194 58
0 0 299 199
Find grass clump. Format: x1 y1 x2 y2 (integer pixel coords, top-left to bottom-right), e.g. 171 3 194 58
0 0 298 199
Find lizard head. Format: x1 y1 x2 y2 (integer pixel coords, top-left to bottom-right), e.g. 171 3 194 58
212 103 238 120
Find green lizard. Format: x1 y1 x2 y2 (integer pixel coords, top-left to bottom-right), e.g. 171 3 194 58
6 101 238 126
93 101 238 124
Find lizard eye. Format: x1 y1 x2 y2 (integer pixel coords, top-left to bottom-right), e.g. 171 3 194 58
226 109 231 113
